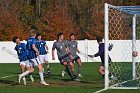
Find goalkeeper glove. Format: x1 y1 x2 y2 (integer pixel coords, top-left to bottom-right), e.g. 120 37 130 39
108 43 113 51
88 54 95 58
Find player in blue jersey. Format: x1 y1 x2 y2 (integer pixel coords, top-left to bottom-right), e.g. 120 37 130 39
52 33 78 81
36 33 51 75
13 36 34 85
25 29 49 85
88 36 113 77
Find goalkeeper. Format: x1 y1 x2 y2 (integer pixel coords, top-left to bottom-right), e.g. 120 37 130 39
88 36 113 77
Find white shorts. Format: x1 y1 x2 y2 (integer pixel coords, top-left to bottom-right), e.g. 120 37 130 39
39 54 48 64
30 58 42 66
20 60 32 67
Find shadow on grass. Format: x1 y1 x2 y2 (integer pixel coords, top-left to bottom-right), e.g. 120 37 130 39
0 79 18 86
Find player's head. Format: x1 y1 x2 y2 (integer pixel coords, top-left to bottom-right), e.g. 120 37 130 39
96 36 103 44
12 36 20 44
36 33 41 41
30 29 36 37
70 33 75 40
57 32 64 40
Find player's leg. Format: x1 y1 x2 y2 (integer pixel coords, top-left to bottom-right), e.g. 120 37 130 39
68 61 77 80
35 58 49 85
108 56 114 79
20 64 25 74
19 61 34 84
58 55 70 77
62 61 73 79
28 67 35 82
27 63 35 82
20 62 26 85
75 57 83 77
44 54 51 74
98 65 105 77
38 55 45 74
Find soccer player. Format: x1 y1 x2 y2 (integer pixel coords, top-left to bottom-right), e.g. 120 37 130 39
36 33 51 75
52 32 78 80
25 29 49 85
62 33 82 77
88 36 113 77
13 36 34 85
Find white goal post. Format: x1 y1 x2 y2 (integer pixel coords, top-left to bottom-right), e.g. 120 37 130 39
104 3 140 89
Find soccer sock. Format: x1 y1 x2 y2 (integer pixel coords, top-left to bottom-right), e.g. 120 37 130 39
22 77 26 80
29 72 32 76
65 65 72 79
39 71 44 82
102 74 105 78
71 70 76 79
21 71 30 77
46 64 50 72
29 74 33 78
42 68 44 73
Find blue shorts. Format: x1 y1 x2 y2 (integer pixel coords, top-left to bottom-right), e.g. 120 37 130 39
101 57 112 67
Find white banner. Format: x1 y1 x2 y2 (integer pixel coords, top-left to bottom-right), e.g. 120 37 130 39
0 40 139 63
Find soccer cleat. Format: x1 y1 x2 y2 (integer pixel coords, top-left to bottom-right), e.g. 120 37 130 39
61 71 65 77
48 70 51 74
88 55 94 58
40 81 49 86
78 74 83 78
109 43 113 51
22 77 26 85
109 75 117 80
18 74 22 84
74 78 80 81
30 75 34 82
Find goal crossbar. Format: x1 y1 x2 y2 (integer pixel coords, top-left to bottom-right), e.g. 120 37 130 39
107 4 140 16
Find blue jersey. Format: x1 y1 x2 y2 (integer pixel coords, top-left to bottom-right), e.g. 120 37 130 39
15 43 29 62
26 37 37 59
94 43 112 65
36 40 47 55
94 43 105 63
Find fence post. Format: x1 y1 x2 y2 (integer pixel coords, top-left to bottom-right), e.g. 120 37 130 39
85 39 88 62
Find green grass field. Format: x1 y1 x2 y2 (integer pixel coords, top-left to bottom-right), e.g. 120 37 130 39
0 62 140 93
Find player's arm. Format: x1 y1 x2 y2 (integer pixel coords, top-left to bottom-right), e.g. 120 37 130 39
14 46 20 59
66 47 73 60
65 40 71 54
46 44 49 53
65 41 73 59
32 44 39 56
76 48 80 53
52 42 56 60
88 45 104 58
14 46 17 51
44 41 49 53
52 49 55 60
66 47 70 54
75 41 80 53
94 46 104 57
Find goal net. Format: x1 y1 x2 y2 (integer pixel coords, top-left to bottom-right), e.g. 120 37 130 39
104 3 140 89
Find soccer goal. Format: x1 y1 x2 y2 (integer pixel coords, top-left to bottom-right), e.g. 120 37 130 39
104 3 140 90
